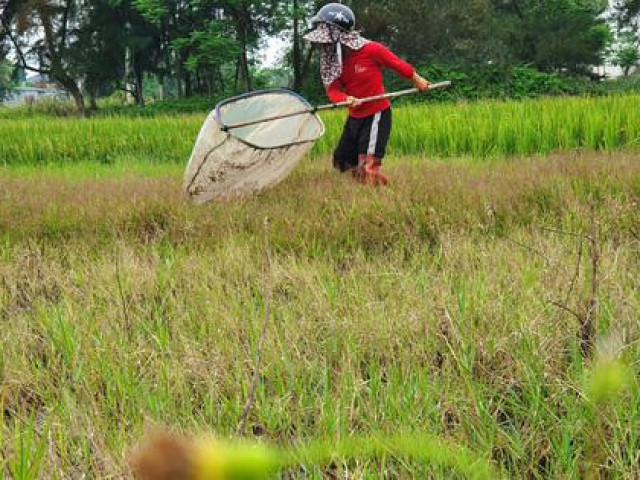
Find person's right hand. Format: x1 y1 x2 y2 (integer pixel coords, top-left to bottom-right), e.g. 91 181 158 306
346 96 363 107
412 73 431 92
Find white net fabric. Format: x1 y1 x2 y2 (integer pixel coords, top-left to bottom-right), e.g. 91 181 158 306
184 90 325 204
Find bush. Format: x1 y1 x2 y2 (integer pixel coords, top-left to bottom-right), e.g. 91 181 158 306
0 97 79 119
382 64 602 105
97 96 219 117
1 65 638 119
600 72 640 94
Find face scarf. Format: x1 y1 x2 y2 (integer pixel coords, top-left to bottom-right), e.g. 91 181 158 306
303 23 368 86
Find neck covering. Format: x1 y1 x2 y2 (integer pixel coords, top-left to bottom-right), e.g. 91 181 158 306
303 23 368 86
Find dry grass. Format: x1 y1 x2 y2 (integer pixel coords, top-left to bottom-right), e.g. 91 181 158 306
2 151 640 245
1 153 640 478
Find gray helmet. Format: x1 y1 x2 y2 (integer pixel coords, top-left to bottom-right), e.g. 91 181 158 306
311 3 356 32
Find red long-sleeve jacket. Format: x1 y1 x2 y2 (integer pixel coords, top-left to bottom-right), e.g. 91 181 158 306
326 41 415 119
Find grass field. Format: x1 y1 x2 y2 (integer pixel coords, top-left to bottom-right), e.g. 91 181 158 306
2 94 640 166
1 96 640 479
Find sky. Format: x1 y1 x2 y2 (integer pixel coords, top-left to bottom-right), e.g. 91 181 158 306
258 35 292 69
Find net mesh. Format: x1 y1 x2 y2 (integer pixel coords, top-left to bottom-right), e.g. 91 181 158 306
184 90 325 204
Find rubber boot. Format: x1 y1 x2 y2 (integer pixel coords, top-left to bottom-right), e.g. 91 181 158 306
359 154 389 186
348 154 367 183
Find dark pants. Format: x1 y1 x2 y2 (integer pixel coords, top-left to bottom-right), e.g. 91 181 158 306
332 107 392 172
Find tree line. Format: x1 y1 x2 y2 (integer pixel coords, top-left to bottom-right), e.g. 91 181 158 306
0 0 638 115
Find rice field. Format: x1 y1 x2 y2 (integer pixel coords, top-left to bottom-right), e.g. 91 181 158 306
1 94 640 166
1 95 640 479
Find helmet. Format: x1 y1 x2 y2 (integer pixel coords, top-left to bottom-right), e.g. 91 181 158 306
311 3 356 32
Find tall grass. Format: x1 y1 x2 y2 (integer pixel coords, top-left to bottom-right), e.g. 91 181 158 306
2 153 640 478
316 93 640 158
0 115 200 165
1 94 639 166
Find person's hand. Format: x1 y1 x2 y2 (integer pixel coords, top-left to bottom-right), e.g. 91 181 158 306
412 73 431 92
346 96 363 107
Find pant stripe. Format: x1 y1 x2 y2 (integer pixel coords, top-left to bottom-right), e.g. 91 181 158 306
367 111 382 156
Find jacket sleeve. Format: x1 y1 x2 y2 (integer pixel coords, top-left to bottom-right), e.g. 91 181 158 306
371 42 415 80
326 79 349 103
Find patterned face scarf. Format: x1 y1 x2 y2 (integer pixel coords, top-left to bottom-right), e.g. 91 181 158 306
303 23 368 86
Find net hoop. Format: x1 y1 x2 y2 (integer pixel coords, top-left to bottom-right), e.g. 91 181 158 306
184 89 325 204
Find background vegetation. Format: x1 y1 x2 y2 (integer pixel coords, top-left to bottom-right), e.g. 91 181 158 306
1 0 639 113
1 94 640 165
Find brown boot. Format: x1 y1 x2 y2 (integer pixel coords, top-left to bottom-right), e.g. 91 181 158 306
348 158 367 183
362 155 389 186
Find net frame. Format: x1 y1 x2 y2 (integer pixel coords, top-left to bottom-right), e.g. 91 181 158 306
184 88 325 204
215 88 326 150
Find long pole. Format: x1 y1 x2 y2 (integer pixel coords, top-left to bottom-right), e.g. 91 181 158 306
221 81 452 131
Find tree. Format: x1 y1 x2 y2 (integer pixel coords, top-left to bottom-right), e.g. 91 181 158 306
0 0 20 42
377 0 503 65
133 0 280 96
76 0 127 108
225 0 282 92
0 0 623 109
172 20 239 96
3 0 91 114
0 60 13 99
612 0 640 30
123 1 163 105
0 0 20 67
495 0 612 74
612 30 640 76
610 1 640 77
289 0 318 91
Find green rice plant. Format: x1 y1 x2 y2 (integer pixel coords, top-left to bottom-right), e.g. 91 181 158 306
1 94 640 165
0 115 202 165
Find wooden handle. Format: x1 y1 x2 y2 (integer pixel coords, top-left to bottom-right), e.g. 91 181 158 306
317 81 452 111
222 81 452 131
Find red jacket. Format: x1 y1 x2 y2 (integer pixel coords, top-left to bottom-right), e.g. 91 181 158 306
326 41 415 119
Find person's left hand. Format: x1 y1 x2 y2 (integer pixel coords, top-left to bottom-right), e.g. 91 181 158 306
412 73 431 92
346 96 363 107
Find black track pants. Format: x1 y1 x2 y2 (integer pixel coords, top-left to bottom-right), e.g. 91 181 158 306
332 107 392 172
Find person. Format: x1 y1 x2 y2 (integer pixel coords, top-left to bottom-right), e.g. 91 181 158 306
304 3 431 186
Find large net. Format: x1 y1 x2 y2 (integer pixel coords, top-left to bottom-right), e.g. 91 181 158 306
184 89 325 204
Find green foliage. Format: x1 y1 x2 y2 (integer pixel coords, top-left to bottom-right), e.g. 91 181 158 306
382 65 595 103
615 45 640 75
0 60 13 99
612 30 640 76
2 94 640 166
354 0 503 65
172 21 239 76
1 0 625 115
612 0 640 30
132 0 169 23
347 0 612 75
494 0 612 73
